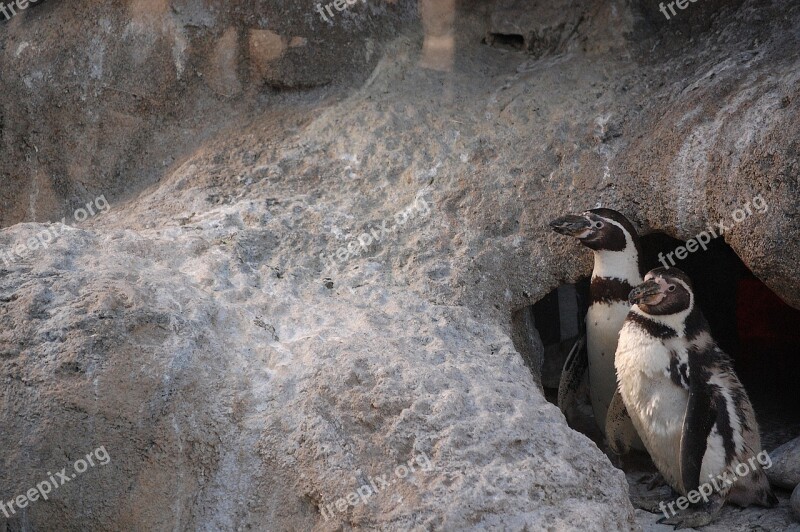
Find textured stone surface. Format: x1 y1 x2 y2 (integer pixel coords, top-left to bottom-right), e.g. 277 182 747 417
0 0 417 227
0 0 799 530
768 437 800 490
793 484 800 522
486 0 624 56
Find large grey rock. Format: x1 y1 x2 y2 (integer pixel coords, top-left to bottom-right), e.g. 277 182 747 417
0 203 636 530
792 484 800 522
767 437 800 490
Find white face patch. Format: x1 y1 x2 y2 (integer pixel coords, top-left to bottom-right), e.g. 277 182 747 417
590 218 641 285
654 277 672 291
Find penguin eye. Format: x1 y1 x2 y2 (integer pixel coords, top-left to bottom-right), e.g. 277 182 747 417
668 285 676 292
594 221 603 229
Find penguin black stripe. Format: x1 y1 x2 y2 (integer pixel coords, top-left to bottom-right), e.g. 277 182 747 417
689 341 756 460
669 352 690 389
713 390 739 464
590 277 635 305
627 312 677 339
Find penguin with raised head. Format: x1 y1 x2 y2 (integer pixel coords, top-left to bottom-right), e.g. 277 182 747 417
549 208 644 452
617 267 777 528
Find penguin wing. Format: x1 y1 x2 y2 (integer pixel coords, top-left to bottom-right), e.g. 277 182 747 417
606 389 638 455
557 334 588 423
680 363 717 493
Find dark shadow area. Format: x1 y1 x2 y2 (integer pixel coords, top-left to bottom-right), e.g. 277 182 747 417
484 33 526 50
529 279 590 399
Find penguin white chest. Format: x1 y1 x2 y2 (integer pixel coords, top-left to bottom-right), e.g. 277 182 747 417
615 323 689 491
586 300 630 427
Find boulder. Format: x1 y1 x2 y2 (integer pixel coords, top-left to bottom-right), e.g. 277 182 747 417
767 437 800 490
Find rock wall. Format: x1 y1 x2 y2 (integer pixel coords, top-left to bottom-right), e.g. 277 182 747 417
0 0 417 227
0 0 798 529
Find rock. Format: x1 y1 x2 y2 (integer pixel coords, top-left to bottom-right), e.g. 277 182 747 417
767 437 800 490
792 484 800 522
0 217 636 530
0 0 418 227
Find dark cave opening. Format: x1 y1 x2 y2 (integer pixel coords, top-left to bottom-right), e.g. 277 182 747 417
515 233 800 451
484 33 526 50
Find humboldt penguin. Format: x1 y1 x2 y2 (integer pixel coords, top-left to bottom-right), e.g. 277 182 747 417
549 208 644 452
617 267 777 528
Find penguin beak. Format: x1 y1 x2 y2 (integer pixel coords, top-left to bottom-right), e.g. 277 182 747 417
549 214 592 237
629 280 663 306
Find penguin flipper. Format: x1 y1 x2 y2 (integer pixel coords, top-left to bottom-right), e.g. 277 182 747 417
557 334 587 425
606 389 639 456
680 377 717 492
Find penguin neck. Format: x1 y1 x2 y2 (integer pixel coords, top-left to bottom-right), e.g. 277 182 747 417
589 226 643 287
591 247 642 287
630 304 692 337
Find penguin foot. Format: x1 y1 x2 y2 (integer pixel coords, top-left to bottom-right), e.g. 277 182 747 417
657 508 716 530
606 449 623 469
656 499 724 530
630 493 669 514
642 471 668 490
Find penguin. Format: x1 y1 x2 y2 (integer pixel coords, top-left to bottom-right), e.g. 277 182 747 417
616 267 777 528
549 208 644 452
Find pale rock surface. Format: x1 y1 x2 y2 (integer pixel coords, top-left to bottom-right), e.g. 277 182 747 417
0 0 799 530
768 437 800 490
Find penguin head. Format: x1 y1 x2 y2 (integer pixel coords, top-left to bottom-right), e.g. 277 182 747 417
549 208 639 252
629 267 694 315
